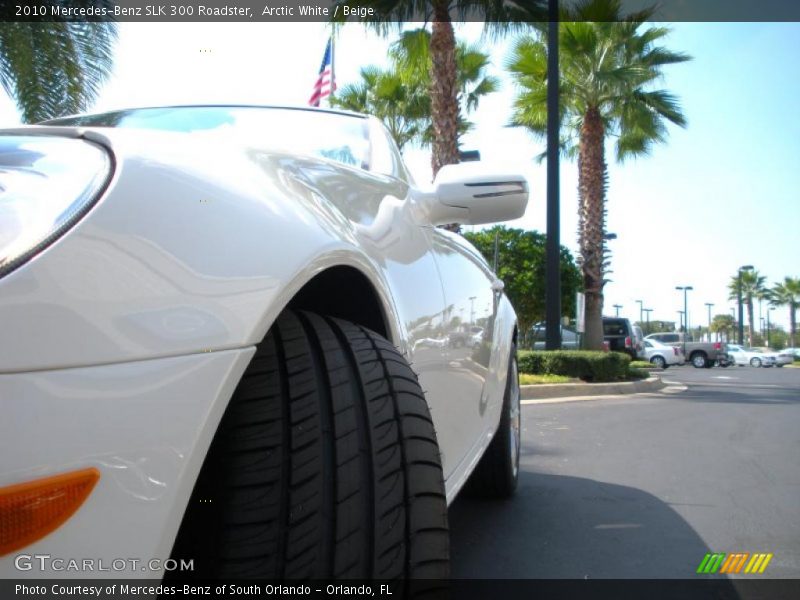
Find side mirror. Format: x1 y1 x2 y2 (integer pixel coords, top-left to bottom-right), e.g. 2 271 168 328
425 163 529 226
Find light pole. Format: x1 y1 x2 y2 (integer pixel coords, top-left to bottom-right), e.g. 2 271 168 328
705 302 714 341
737 265 754 345
767 306 774 347
613 304 622 317
676 286 693 357
643 308 653 334
544 0 561 351
468 296 477 325
678 310 685 331
636 299 644 328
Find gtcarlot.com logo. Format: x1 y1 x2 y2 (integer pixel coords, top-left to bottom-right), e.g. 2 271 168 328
697 552 773 574
14 554 194 573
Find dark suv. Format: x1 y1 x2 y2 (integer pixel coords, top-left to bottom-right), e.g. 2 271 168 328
602 317 642 359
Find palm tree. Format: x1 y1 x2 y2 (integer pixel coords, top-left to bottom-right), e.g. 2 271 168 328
332 1 545 177
710 314 736 343
728 269 766 346
0 22 116 123
332 29 499 155
768 277 800 347
390 29 500 148
507 0 690 349
331 66 428 152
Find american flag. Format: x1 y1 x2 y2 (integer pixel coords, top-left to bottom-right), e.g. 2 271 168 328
309 38 336 107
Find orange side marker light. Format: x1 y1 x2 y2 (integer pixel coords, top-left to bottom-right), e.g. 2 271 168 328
0 468 99 556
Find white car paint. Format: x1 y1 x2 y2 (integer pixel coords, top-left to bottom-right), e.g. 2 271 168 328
643 338 684 367
0 106 527 577
726 344 776 367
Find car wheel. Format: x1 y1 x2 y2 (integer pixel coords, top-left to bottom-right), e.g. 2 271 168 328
650 355 666 369
465 346 520 498
691 352 708 368
171 310 449 581
750 357 762 368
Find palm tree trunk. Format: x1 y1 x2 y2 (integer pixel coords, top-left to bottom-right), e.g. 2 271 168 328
578 107 607 349
429 1 459 178
747 297 755 346
791 303 797 348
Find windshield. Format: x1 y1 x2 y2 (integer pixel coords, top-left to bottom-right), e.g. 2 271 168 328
44 106 371 170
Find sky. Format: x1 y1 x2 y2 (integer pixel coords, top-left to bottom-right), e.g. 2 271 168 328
1 20 797 332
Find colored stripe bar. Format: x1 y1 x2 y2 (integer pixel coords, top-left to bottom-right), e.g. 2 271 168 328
697 553 726 574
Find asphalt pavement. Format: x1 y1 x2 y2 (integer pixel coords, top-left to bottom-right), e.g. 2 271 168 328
449 364 800 582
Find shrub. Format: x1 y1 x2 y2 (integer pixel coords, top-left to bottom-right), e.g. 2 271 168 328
627 367 650 380
517 350 631 382
630 360 653 369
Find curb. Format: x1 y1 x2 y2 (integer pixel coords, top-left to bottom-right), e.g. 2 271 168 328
521 376 666 401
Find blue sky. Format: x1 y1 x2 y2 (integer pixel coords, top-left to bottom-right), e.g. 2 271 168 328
1 21 797 332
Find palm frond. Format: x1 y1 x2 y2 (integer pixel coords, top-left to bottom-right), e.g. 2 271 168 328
0 22 116 122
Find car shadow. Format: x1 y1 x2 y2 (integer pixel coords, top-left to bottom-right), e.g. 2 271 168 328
449 470 732 582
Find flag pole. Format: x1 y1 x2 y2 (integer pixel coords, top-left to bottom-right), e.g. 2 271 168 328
328 36 335 108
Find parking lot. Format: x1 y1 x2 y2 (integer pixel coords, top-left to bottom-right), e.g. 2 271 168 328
450 365 800 580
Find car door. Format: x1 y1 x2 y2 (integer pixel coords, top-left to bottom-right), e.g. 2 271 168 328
427 228 498 481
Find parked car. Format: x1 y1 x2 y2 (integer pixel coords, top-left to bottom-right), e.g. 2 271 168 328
530 322 580 350
751 347 794 367
602 317 642 359
782 347 800 359
643 338 684 368
726 344 777 367
633 325 646 359
645 332 727 368
775 350 794 367
0 105 530 579
448 328 471 348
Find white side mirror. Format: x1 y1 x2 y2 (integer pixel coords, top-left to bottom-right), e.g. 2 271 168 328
425 163 529 225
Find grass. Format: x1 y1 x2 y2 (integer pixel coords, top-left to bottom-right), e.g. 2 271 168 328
519 373 573 385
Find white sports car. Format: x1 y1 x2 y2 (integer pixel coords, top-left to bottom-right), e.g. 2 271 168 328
0 106 528 580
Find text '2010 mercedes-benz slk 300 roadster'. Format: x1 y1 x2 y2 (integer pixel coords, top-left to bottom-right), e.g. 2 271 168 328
0 105 528 582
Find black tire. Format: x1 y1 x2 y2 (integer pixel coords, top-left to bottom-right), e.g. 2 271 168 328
465 347 520 498
750 357 762 368
691 352 708 368
170 310 449 583
650 355 666 369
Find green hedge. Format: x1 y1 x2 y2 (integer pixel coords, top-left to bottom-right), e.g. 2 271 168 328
518 350 632 382
630 360 653 369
